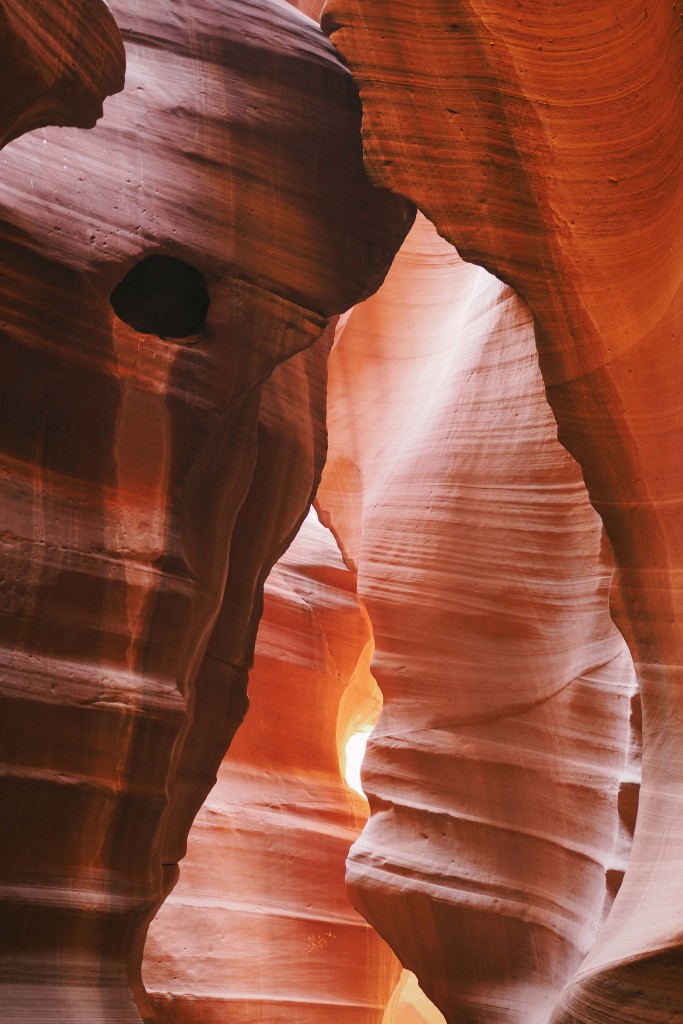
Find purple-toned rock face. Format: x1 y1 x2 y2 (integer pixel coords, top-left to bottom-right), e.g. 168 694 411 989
0 1 412 1018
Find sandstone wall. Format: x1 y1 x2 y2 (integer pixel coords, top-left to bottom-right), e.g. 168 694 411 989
0 2 411 1018
322 3 682 1019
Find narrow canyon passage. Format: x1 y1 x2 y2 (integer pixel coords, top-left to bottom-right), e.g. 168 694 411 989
143 509 400 1022
144 214 640 1024
144 501 445 1024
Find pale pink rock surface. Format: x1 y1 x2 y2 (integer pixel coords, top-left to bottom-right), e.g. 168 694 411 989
317 215 637 1023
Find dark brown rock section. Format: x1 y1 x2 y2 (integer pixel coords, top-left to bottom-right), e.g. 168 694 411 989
0 1 413 1020
0 0 125 148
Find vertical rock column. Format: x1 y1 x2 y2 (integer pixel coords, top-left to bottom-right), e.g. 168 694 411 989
0 1 413 1019
322 4 682 1021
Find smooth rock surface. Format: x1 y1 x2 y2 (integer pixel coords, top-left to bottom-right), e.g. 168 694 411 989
322 5 682 1020
317 214 638 1024
384 971 447 1024
287 0 325 21
0 1 412 1019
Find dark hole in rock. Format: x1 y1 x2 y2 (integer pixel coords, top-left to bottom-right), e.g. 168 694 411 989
110 254 209 338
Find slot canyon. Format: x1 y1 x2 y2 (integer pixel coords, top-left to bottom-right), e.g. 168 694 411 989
0 1 680 1023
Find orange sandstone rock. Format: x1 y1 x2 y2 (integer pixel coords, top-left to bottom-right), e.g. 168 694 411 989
0 1 412 1019
286 0 325 22
384 970 447 1024
322 4 682 1020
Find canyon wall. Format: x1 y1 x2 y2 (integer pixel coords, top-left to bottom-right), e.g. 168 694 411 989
144 510 400 1023
0 0 125 148
322 3 682 1022
0 1 411 1019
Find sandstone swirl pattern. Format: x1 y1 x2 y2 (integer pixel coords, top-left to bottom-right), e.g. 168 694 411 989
0 1 412 1019
322 3 682 1021
0 2 677 1023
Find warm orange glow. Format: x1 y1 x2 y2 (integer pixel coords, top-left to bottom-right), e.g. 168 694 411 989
343 728 372 798
335 628 382 800
383 969 447 1024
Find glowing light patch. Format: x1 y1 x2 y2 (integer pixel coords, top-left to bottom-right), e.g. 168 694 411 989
344 730 371 798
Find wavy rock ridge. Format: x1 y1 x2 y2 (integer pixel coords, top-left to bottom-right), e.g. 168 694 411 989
317 213 639 1023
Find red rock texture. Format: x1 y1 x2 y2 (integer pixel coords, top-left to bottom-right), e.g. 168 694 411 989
322 4 682 1021
317 214 639 1024
2 2 677 1023
144 510 400 1023
287 0 325 22
0 1 412 1019
0 0 125 148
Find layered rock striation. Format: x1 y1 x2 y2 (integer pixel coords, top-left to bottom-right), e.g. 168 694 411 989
1 2 678 1023
0 0 125 148
322 4 682 1020
317 214 638 1023
0 1 412 1019
144 510 400 1023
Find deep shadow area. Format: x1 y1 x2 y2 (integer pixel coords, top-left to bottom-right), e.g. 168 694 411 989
111 255 209 338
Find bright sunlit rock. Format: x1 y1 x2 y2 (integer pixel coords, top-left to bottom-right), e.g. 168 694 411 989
344 729 371 798
383 969 447 1024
